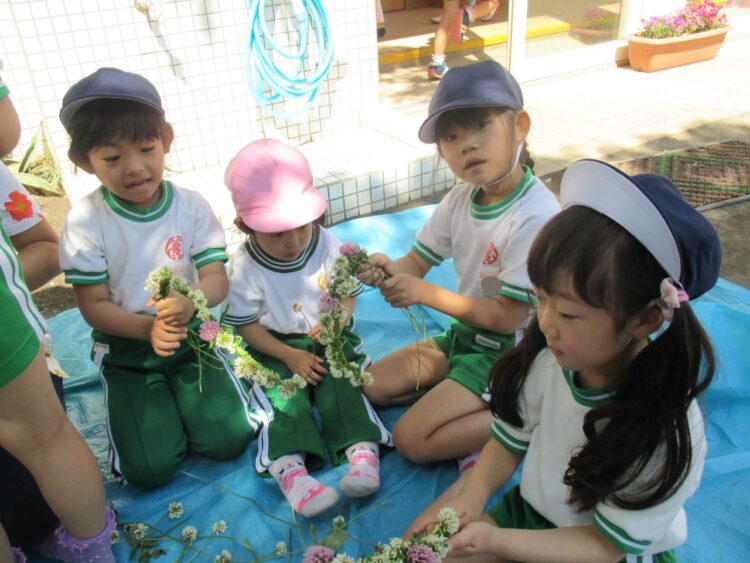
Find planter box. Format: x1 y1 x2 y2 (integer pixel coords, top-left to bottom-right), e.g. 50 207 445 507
626 27 732 72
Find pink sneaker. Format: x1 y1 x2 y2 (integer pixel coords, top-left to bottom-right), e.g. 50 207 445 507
481 1 500 22
33 508 116 563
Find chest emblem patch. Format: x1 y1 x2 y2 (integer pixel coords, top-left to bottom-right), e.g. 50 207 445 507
165 235 184 260
482 242 499 265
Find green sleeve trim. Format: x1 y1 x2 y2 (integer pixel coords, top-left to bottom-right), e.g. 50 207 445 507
193 248 228 269
491 420 529 454
412 241 444 266
351 280 365 297
224 313 257 326
593 510 651 555
63 269 108 285
0 84 9 99
499 282 533 303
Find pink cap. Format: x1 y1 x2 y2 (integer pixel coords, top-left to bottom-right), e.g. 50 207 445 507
224 139 326 233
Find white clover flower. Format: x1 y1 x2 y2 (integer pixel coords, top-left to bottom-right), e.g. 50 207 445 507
419 533 449 559
275 541 288 556
388 537 408 550
197 307 214 322
211 520 227 535
215 331 236 353
437 506 461 536
109 530 120 545
359 370 374 386
293 301 303 313
181 525 198 544
170 276 190 294
332 515 346 529
131 523 148 540
188 289 208 310
331 555 355 563
167 501 184 519
214 549 232 563
144 265 173 297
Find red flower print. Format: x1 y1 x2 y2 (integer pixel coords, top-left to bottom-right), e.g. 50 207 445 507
4 191 34 222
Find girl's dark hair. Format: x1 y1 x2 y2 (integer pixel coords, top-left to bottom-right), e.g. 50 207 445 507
67 99 166 158
488 206 715 511
236 212 326 236
434 106 534 172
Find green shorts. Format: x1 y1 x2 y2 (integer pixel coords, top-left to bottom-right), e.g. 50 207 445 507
488 486 677 562
0 229 44 388
433 320 515 397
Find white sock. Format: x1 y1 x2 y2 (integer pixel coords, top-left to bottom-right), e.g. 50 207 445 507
339 442 380 498
431 54 446 66
269 454 339 518
457 450 480 473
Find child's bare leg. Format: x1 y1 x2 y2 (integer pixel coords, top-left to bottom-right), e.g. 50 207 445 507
434 1 460 57
0 349 106 539
393 379 491 462
364 341 450 406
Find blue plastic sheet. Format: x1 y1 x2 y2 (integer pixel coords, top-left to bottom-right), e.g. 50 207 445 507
41 206 750 561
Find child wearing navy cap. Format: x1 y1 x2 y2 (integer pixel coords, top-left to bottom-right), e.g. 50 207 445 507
58 68 260 488
358 60 559 472
413 159 721 562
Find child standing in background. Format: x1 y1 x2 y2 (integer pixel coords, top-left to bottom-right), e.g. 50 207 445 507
0 59 115 563
358 61 559 473
58 68 258 489
415 160 721 562
223 139 392 518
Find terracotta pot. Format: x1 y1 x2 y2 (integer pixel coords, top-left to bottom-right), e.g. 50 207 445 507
626 26 732 72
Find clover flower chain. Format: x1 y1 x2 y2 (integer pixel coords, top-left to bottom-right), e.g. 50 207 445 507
167 501 184 520
214 550 232 563
145 266 301 397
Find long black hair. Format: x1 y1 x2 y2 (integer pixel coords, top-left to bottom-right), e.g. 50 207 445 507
488 205 715 511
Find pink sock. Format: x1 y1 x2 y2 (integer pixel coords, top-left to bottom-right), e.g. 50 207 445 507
457 450 480 473
270 455 339 518
339 442 380 498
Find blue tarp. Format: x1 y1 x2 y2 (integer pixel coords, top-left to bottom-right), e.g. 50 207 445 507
42 205 750 562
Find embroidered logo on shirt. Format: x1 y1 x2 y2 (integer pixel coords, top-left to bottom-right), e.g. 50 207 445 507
482 242 499 265
165 235 184 260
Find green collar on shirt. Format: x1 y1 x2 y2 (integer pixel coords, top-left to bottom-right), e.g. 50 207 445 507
102 181 173 222
563 369 616 407
470 166 534 220
246 224 321 273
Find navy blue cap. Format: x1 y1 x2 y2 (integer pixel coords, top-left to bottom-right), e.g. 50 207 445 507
59 67 163 131
418 60 523 143
561 159 721 300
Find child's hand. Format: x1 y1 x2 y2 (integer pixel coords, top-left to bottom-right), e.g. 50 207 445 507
407 495 483 540
379 273 425 308
357 253 390 287
147 289 196 326
308 324 321 341
285 348 327 385
150 317 188 357
447 521 497 559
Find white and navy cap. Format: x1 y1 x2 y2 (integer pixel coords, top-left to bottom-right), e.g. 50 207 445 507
418 60 523 144
60 67 163 132
561 159 721 300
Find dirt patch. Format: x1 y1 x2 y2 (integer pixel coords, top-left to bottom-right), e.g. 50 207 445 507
30 194 77 318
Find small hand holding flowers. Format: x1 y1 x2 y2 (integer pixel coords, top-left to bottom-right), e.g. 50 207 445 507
144 266 305 398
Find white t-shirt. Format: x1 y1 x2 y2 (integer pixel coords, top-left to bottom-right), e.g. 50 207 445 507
1 163 43 237
224 225 363 334
491 348 707 556
413 167 559 303
60 181 227 314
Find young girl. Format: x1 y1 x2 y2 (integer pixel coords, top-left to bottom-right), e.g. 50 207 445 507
223 139 392 518
358 61 559 472
415 159 721 562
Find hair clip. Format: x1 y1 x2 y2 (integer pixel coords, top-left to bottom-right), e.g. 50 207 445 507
657 278 689 321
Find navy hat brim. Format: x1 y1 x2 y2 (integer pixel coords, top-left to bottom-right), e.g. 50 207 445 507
418 99 516 144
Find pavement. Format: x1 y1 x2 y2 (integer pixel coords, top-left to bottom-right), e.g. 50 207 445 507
378 32 750 289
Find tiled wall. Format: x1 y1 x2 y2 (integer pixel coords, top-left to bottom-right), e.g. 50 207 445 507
1 0 452 226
